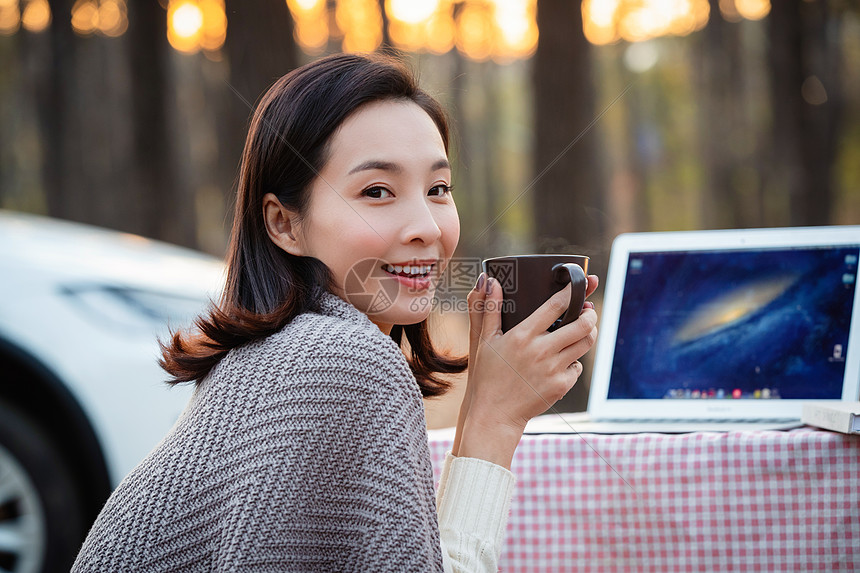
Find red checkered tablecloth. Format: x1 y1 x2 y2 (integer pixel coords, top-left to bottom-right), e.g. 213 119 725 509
427 427 859 572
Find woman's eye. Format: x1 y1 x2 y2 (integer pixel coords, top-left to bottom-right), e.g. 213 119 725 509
363 186 392 199
429 184 452 197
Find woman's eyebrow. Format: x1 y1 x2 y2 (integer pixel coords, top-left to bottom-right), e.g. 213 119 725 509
348 160 401 175
431 158 451 172
347 158 451 175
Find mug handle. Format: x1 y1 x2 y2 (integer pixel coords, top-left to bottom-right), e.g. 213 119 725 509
548 263 587 332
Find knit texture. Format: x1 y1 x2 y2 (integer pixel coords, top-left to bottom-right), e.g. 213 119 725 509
72 291 444 572
437 454 515 572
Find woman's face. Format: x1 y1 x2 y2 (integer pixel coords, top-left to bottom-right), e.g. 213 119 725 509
278 99 460 334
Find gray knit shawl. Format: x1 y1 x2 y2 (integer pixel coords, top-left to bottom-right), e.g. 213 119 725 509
72 291 444 572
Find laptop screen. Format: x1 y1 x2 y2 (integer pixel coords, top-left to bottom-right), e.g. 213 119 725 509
607 245 859 401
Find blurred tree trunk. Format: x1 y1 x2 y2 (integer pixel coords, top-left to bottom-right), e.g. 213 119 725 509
42 1 131 230
767 0 843 226
620 59 650 234
461 59 501 255
696 0 761 229
534 0 603 412
533 0 604 257
39 1 197 247
42 0 82 222
601 45 649 237
450 50 474 253
7 16 51 212
448 49 501 258
378 0 391 48
224 0 298 112
128 0 197 247
222 0 298 217
481 62 502 253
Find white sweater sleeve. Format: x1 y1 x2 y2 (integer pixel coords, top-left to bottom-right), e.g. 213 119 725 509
436 452 516 573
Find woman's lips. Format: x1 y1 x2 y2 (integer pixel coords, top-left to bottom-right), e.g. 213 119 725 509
382 267 432 290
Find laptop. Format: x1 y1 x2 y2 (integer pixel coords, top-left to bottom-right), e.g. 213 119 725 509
524 225 860 434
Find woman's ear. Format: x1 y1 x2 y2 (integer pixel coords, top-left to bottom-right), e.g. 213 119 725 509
263 193 304 256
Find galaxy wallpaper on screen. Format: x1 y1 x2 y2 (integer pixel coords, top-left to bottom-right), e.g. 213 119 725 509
608 246 859 400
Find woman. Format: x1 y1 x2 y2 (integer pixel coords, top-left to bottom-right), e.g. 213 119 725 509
72 52 598 572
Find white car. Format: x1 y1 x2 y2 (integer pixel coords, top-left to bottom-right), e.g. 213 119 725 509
0 210 224 572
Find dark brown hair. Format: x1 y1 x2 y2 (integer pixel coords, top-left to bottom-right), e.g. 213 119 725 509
160 52 466 397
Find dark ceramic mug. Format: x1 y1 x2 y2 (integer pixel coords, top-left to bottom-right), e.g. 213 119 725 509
482 254 589 334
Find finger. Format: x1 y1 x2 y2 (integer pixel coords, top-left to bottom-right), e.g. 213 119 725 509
561 362 583 398
517 282 572 336
558 325 599 366
467 273 487 359
458 274 489 457
566 361 583 384
585 275 599 298
480 276 503 338
550 308 598 353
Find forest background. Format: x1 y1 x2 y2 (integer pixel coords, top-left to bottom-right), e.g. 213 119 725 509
1 0 858 422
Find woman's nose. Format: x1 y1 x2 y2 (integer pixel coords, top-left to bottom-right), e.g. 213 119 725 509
401 198 443 245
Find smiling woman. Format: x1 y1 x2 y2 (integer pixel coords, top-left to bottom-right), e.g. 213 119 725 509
71 52 599 572
261 98 460 336
159 53 466 398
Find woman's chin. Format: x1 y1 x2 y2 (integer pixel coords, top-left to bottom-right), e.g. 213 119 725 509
385 301 434 326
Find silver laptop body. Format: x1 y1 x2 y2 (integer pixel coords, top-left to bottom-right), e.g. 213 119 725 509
526 226 860 434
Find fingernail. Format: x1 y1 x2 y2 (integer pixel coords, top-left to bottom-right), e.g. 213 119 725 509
486 277 494 295
584 301 595 309
476 273 486 292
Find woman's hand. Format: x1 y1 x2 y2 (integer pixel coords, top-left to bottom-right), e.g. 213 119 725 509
452 273 599 469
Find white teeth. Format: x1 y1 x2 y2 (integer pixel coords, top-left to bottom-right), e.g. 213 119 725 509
383 263 432 276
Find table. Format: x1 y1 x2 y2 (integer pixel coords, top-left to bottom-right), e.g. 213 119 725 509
427 426 859 572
